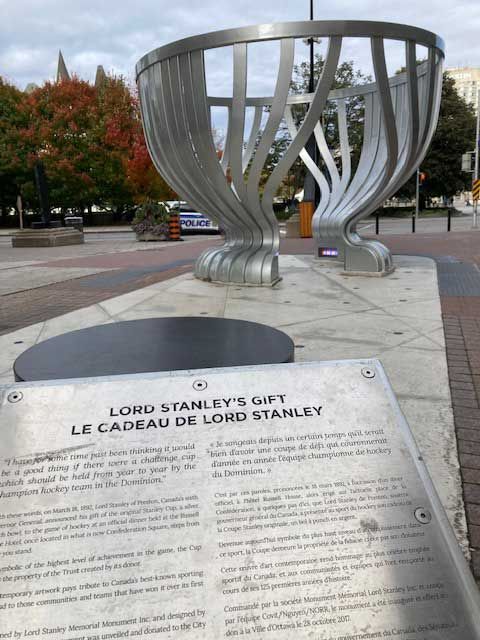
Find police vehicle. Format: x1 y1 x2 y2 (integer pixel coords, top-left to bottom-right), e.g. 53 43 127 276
167 201 219 233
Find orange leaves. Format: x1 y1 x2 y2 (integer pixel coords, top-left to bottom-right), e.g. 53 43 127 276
1 72 174 209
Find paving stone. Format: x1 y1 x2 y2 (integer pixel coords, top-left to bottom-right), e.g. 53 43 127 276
458 440 480 456
451 388 478 400
468 524 480 547
452 398 479 409
454 407 480 420
0 263 194 336
447 348 468 357
464 483 480 503
471 549 480 577
450 373 476 383
456 416 480 430
450 381 475 391
448 366 472 375
462 468 480 484
459 453 480 471
458 429 480 443
466 503 480 526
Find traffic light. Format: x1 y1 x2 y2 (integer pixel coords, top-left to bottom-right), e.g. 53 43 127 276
419 172 427 184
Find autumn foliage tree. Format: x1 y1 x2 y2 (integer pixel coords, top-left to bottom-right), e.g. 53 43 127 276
0 78 30 218
0 73 174 219
19 78 100 210
126 128 177 204
95 76 138 216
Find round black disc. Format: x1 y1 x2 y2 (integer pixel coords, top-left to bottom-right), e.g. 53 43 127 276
14 317 295 382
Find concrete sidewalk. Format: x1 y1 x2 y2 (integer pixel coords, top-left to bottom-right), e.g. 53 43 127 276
0 253 467 562
0 233 220 298
1 213 478 237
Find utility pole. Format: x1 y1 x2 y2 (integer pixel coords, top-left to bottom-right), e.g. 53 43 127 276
303 0 318 206
291 0 319 239
415 168 420 219
474 89 480 229
309 0 314 95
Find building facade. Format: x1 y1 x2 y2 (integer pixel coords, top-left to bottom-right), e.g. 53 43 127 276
446 67 480 115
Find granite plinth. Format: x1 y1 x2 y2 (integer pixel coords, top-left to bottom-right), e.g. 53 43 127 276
11 228 84 247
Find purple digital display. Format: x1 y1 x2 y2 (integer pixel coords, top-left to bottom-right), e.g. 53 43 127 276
319 247 339 257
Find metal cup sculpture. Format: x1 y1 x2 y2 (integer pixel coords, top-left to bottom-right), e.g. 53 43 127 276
136 21 444 284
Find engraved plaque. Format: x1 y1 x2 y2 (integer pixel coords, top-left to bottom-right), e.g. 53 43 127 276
1 360 479 639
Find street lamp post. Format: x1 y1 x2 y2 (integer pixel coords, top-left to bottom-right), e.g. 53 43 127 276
309 0 314 94
303 0 318 206
415 168 420 219
474 89 480 229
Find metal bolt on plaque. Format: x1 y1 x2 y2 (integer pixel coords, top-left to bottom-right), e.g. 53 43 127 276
7 390 23 403
415 507 432 524
137 21 444 283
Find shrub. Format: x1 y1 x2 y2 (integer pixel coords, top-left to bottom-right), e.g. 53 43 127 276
132 201 170 237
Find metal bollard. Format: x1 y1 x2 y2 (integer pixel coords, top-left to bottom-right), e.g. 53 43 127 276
375 213 379 235
412 213 416 233
447 208 451 232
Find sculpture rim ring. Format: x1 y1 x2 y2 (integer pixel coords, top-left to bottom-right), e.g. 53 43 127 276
136 20 445 79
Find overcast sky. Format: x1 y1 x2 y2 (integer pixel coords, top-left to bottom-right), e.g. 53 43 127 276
1 0 479 92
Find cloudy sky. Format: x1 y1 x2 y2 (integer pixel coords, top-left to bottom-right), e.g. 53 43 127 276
1 0 479 92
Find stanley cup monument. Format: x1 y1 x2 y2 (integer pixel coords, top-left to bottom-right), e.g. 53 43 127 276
136 21 444 285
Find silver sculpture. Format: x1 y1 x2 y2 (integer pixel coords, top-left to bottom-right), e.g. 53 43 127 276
137 21 444 284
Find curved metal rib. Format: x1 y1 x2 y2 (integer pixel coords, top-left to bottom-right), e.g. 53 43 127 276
220 107 232 172
311 38 442 274
242 106 263 172
261 35 342 264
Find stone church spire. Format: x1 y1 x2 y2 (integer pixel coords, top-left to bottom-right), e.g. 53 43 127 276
56 50 70 82
94 65 107 88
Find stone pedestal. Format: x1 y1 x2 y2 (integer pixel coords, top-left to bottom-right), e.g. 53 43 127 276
11 228 84 248
285 212 301 238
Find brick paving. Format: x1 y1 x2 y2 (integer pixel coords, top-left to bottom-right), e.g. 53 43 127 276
359 231 480 580
0 238 219 336
0 263 193 336
442 315 480 577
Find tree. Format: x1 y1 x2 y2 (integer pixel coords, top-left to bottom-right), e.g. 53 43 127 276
126 128 177 203
394 74 476 202
93 76 175 213
11 78 101 212
0 78 30 218
290 57 371 160
94 76 137 216
272 55 372 200
1 73 172 218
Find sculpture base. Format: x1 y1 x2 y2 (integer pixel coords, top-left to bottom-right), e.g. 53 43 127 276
11 228 84 248
198 276 283 288
194 246 280 286
340 265 396 277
